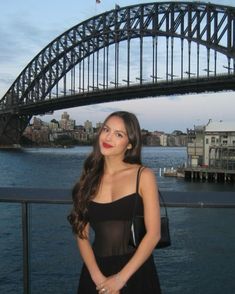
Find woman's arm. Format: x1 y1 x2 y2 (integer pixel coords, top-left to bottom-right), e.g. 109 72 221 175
76 223 106 286
97 167 161 292
119 167 161 281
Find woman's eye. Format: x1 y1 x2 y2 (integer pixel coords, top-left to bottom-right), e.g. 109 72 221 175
102 127 109 132
116 133 123 138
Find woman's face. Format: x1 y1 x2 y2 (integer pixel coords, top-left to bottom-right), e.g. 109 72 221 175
99 115 132 158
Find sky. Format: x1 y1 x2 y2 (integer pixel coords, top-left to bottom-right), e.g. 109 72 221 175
1 0 235 133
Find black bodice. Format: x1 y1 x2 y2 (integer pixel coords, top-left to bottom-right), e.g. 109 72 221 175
88 193 143 257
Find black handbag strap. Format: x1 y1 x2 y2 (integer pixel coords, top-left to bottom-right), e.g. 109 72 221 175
159 190 168 218
131 166 145 221
133 166 168 219
136 166 145 194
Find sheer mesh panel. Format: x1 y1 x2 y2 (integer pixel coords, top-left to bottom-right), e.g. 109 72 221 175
91 220 134 257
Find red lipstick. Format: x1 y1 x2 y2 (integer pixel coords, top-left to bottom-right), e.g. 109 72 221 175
103 142 113 148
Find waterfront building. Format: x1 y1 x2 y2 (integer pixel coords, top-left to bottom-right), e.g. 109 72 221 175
22 112 187 147
187 125 204 167
204 120 235 170
166 131 186 147
30 126 49 144
23 117 50 145
187 120 235 169
160 134 168 146
61 111 69 120
84 120 93 134
146 133 161 146
49 119 59 131
32 117 43 130
73 125 88 142
96 122 102 130
59 112 75 131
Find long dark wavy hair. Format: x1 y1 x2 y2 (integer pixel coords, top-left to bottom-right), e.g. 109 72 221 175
67 111 142 238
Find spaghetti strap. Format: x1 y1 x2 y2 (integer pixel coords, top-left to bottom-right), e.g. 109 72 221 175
136 166 145 194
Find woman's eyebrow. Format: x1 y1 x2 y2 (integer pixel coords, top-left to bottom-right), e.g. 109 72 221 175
114 129 127 135
104 124 127 135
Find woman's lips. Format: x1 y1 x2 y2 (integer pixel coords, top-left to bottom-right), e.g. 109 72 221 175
102 142 113 148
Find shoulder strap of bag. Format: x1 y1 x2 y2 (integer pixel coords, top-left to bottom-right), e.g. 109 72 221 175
136 166 145 194
135 166 168 218
131 166 145 220
133 167 168 218
158 190 168 218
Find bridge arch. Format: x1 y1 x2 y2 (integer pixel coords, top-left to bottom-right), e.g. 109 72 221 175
1 1 235 109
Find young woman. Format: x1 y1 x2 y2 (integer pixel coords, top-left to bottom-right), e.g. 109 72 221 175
68 111 161 294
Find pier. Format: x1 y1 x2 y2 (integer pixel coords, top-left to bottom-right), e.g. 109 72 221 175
184 167 235 183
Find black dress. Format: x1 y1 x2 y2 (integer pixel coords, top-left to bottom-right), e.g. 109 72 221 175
78 168 161 293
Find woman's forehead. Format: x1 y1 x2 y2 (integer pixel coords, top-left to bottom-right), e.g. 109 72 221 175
105 116 127 131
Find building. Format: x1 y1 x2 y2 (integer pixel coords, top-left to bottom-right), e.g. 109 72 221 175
84 120 93 134
204 120 235 170
187 125 204 167
96 122 102 129
167 131 187 147
160 134 168 146
59 112 75 131
49 119 59 132
32 117 43 130
73 125 87 142
187 120 235 171
146 133 161 146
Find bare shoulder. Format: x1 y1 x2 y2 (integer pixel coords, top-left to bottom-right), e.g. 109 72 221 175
141 167 156 181
139 167 158 195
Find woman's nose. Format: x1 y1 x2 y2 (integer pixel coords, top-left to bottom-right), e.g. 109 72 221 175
106 132 113 140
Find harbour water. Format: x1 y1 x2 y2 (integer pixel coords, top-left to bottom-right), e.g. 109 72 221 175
0 146 235 294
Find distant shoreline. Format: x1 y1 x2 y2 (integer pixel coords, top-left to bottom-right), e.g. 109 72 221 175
0 143 187 150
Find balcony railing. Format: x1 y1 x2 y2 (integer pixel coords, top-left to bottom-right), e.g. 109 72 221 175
0 188 235 294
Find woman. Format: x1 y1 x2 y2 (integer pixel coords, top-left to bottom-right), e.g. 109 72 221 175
68 111 161 294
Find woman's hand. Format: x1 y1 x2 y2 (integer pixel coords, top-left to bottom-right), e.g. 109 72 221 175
96 273 125 294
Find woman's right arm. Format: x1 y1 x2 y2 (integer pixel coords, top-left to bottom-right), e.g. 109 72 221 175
76 223 106 286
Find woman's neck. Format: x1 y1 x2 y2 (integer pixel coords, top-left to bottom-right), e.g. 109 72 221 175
103 157 128 175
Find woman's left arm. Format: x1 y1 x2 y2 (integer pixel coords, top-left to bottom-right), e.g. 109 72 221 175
118 168 161 282
98 168 161 291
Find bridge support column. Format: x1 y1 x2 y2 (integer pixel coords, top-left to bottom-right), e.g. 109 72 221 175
0 113 31 147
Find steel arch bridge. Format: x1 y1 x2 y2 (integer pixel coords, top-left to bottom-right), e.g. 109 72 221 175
1 1 235 145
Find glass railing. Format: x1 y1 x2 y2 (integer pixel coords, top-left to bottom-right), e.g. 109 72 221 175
0 188 235 294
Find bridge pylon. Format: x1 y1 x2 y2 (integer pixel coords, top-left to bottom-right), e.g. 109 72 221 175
0 113 31 148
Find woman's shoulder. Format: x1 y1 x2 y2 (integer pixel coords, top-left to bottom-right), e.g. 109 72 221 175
139 166 157 191
125 164 155 180
140 166 155 178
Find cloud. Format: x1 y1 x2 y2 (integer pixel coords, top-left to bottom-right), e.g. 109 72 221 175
0 76 15 85
0 13 62 95
0 13 60 65
0 28 19 63
165 95 182 101
82 105 125 114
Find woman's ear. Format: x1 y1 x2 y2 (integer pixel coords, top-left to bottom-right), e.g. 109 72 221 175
127 143 132 150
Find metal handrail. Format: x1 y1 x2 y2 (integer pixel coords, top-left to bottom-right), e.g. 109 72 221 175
1 187 235 207
0 188 71 294
1 188 235 294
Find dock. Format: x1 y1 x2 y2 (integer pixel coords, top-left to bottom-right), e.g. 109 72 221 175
183 167 235 183
162 167 185 178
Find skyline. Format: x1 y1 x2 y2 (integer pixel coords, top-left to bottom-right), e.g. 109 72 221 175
1 0 235 132
36 109 188 134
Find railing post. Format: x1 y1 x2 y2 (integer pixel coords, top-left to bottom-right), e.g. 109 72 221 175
22 202 30 294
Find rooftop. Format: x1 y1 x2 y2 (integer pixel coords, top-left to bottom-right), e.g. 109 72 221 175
205 120 235 132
